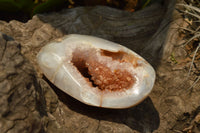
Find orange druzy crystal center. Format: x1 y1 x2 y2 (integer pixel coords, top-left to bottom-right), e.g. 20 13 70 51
71 48 135 91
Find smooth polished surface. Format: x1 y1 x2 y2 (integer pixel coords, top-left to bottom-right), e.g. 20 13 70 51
37 34 156 108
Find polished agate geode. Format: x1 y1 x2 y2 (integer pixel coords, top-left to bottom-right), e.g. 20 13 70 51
37 34 155 109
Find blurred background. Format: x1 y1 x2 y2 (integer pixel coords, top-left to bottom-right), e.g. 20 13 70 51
0 0 163 22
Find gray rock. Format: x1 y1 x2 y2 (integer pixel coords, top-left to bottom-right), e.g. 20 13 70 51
0 33 61 133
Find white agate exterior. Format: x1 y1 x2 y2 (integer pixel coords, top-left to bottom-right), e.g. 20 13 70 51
37 34 156 109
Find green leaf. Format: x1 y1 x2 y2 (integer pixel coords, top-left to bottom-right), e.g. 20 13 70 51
31 0 67 16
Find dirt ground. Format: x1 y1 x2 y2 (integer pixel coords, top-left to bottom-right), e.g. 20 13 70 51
0 0 200 133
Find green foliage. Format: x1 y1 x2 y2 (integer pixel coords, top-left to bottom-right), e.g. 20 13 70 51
0 0 163 17
0 0 34 12
0 0 67 17
170 52 178 64
31 0 67 16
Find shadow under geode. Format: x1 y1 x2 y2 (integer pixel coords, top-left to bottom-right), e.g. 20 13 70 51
44 76 160 133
